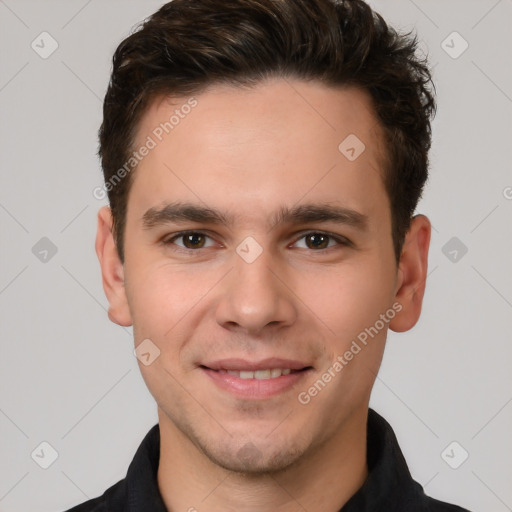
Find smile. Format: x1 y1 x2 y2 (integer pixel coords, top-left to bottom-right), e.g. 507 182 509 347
217 368 294 379
200 360 312 399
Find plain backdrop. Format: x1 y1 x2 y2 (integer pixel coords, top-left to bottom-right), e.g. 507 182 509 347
0 1 511 511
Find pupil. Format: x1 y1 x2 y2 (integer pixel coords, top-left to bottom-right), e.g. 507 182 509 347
186 233 204 248
308 234 327 249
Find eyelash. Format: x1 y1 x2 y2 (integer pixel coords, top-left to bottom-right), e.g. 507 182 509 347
161 230 351 253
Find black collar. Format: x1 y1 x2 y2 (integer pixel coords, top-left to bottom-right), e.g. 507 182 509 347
342 409 430 510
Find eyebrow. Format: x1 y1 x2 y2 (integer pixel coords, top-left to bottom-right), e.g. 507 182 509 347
141 201 368 231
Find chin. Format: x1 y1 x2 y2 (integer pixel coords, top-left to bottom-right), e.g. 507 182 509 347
198 437 307 475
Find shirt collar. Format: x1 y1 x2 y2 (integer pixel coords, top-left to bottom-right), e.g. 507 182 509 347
340 408 427 510
124 423 167 512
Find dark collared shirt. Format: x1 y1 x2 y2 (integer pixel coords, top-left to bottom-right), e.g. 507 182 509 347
63 409 471 511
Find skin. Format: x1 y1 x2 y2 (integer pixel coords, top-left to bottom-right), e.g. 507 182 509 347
96 78 430 512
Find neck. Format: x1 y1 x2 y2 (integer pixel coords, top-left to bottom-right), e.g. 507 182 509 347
157 408 369 512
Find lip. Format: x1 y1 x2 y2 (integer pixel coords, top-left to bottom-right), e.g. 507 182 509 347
200 358 313 400
201 357 310 372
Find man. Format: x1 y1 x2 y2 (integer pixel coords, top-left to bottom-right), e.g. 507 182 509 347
65 0 471 510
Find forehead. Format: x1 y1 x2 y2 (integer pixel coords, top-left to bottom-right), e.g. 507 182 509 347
137 78 383 148
128 78 389 228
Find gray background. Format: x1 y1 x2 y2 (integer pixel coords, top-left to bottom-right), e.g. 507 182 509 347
0 1 511 511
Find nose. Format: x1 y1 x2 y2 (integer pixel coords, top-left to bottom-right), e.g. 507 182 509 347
215 244 297 335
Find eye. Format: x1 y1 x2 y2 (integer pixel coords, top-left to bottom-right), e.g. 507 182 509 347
163 231 216 250
292 231 350 251
162 230 350 252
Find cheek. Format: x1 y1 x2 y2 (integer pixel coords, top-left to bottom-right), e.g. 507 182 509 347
293 262 394 415
125 262 185 336
296 258 394 343
125 261 224 342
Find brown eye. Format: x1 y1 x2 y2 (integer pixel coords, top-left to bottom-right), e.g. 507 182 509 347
305 233 330 250
164 231 215 250
292 231 350 252
182 233 206 249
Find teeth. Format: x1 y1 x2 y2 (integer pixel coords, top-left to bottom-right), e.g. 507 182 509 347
218 368 295 379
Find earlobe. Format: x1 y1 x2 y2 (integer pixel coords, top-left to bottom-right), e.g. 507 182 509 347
389 215 431 333
95 206 133 327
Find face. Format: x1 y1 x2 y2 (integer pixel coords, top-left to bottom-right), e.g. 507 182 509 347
97 78 430 474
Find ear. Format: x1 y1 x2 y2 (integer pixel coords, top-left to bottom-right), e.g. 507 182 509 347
95 206 133 327
389 214 431 333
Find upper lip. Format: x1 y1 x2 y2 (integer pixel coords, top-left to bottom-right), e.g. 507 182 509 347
201 358 311 371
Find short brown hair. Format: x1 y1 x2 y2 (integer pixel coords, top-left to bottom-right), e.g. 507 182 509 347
99 0 435 263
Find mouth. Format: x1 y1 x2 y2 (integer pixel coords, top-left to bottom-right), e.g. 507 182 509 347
200 366 310 379
207 367 303 379
199 358 313 399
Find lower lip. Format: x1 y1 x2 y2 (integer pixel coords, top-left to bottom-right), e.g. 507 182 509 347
202 368 311 399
